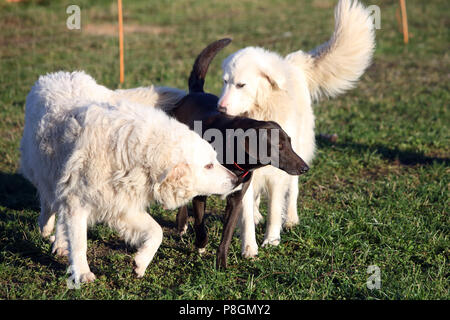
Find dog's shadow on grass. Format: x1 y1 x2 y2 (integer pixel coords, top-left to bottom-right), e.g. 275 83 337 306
317 135 450 166
0 172 67 272
0 171 39 211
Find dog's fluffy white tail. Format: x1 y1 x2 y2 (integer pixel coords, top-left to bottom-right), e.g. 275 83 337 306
286 0 375 101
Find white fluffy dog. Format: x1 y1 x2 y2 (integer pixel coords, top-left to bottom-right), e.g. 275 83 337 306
217 0 375 257
20 71 237 283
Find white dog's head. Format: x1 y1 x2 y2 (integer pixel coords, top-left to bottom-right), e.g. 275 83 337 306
218 47 288 116
157 132 237 210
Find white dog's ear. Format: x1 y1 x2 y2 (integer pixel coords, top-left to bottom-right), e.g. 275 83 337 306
259 66 285 90
158 162 192 210
163 162 190 184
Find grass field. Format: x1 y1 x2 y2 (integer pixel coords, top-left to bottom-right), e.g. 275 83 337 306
0 0 448 300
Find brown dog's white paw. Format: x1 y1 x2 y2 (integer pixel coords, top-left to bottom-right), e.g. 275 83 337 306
198 247 206 254
178 223 188 237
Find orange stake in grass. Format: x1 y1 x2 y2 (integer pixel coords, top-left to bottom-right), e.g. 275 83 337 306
118 0 124 83
399 0 409 44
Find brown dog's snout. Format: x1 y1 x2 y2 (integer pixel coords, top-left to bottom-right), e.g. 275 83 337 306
283 156 310 176
295 156 309 175
299 163 309 174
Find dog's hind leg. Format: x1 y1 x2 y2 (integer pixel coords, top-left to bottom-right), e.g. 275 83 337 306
120 210 163 278
63 199 96 283
52 212 69 256
38 195 55 239
284 176 299 228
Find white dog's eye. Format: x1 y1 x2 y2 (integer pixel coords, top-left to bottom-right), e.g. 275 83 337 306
236 83 246 89
223 79 228 84
205 163 214 169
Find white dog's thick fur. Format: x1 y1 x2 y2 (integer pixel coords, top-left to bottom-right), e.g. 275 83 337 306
217 0 375 257
20 71 237 282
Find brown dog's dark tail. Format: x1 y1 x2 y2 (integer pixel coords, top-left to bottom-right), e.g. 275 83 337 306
188 38 232 93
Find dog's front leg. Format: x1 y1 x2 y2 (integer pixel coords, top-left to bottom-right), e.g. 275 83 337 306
284 175 300 228
192 196 208 253
176 206 189 236
262 183 286 247
217 174 252 268
239 179 258 258
130 212 163 277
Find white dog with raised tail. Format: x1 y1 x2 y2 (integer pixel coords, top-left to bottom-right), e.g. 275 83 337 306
20 71 237 283
217 0 375 257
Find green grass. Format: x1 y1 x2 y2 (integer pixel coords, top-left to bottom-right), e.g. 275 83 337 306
0 0 448 299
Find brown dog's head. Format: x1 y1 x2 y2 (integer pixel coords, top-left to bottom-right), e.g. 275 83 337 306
234 120 308 175
260 121 309 175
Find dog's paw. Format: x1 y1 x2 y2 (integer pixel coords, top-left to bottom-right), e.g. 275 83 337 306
52 241 69 256
40 229 53 239
216 250 227 269
134 266 146 278
283 217 299 229
49 235 56 243
241 244 258 259
253 210 264 225
134 254 150 278
55 248 69 256
262 237 280 247
67 270 96 286
80 272 96 283
178 223 188 237
198 247 206 254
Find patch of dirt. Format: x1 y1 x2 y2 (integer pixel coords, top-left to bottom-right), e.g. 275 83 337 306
83 23 175 36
